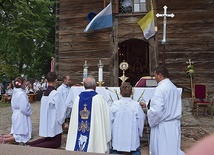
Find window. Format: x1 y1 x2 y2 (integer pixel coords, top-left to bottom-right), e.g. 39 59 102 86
119 0 148 13
133 0 147 12
104 0 147 14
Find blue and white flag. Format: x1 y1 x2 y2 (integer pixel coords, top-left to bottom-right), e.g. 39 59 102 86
84 3 113 32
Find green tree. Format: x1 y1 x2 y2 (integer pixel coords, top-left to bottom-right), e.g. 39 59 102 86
0 0 55 81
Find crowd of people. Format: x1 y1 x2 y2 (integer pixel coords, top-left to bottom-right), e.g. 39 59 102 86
0 77 49 103
0 66 207 154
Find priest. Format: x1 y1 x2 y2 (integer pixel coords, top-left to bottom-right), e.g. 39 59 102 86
66 75 111 153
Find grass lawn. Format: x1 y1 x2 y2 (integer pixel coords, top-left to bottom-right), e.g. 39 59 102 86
0 101 10 107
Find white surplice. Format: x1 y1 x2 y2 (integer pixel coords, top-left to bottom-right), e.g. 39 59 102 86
110 97 146 152
10 88 32 143
147 78 185 155
66 90 111 153
57 83 71 118
39 90 66 137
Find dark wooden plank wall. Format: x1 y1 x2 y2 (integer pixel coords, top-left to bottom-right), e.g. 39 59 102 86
56 0 157 86
56 0 214 93
156 0 214 93
56 0 112 85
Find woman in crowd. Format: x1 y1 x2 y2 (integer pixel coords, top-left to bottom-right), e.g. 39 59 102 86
26 82 35 94
4 83 13 103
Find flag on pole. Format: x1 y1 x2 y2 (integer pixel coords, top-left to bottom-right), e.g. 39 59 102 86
84 3 113 32
137 0 155 39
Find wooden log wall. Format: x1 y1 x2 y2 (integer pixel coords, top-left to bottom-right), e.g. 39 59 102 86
56 0 214 93
56 0 113 86
55 0 157 86
156 0 214 93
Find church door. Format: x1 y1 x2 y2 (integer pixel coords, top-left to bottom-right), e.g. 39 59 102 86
118 39 149 86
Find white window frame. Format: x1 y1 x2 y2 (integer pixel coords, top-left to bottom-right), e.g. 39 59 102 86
133 0 147 13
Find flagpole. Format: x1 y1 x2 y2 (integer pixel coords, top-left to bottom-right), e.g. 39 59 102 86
104 0 106 7
190 76 194 100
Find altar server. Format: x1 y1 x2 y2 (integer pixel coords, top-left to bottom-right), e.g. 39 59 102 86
110 82 146 155
27 72 66 148
0 77 32 144
143 66 185 155
66 75 111 153
57 75 71 118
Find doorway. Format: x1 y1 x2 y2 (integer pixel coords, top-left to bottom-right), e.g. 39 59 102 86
118 39 149 86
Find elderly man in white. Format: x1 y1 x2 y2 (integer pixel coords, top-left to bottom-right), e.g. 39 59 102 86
66 76 111 153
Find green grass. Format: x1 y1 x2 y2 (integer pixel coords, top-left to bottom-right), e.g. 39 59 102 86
0 101 11 107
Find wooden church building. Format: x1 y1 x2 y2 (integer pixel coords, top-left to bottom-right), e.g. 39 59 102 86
55 0 214 93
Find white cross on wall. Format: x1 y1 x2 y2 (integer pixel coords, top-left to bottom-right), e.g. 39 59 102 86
186 59 194 65
156 5 175 44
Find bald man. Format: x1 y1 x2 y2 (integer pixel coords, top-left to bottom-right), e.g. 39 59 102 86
66 75 111 153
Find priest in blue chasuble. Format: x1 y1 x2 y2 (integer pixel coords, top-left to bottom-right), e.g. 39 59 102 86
66 76 111 153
